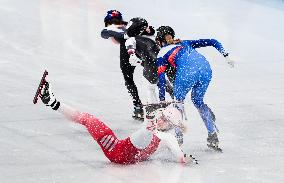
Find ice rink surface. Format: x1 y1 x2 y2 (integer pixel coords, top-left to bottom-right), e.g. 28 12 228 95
0 0 284 182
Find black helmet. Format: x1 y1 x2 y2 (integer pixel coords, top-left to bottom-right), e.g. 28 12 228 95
156 26 175 45
126 17 148 37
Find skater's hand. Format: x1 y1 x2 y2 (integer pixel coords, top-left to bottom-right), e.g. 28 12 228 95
181 154 198 165
225 56 235 68
123 33 129 39
129 54 142 67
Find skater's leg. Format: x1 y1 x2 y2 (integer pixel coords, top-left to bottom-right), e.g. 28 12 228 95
192 83 219 147
59 103 119 151
121 63 144 119
144 78 158 104
40 81 118 145
120 57 142 108
174 57 196 102
191 80 216 134
173 80 192 102
58 103 120 152
171 76 194 146
57 103 81 123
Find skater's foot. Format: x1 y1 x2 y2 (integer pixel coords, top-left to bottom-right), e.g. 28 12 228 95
132 105 144 121
207 132 219 146
40 81 60 110
207 132 222 152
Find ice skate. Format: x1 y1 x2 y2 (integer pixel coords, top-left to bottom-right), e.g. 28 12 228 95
40 81 52 104
40 81 60 110
184 154 199 165
207 132 222 152
132 106 144 121
33 70 48 104
33 70 60 110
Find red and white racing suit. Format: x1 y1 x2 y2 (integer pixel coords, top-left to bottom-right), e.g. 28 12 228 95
58 103 184 164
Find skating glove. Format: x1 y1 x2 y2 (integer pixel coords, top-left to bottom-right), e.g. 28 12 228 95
182 154 198 165
129 54 143 67
123 33 129 40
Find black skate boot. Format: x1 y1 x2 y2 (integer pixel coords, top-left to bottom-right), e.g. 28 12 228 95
132 105 144 121
207 132 222 152
41 81 60 110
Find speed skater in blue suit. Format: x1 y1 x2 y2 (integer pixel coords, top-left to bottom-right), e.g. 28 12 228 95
155 26 234 149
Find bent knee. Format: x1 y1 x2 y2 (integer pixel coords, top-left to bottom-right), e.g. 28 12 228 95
191 98 204 108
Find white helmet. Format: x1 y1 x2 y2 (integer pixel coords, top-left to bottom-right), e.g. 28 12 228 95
145 105 183 131
161 106 183 126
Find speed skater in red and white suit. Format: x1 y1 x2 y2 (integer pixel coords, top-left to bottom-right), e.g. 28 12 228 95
36 80 196 165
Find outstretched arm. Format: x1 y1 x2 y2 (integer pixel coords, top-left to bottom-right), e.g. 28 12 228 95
188 39 229 57
155 131 186 163
101 25 126 40
156 131 197 165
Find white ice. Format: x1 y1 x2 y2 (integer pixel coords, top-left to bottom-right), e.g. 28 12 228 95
0 0 284 182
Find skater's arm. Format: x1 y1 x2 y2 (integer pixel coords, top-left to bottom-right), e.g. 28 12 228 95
157 57 167 101
157 60 167 101
101 25 126 40
125 37 136 54
155 131 185 163
125 37 143 66
158 72 166 101
187 39 229 57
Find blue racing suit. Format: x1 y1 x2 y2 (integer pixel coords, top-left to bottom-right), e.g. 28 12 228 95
157 39 228 133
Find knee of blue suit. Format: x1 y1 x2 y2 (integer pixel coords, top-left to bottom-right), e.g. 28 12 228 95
191 97 204 108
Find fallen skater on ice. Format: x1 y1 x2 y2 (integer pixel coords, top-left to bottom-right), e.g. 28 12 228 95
33 72 197 165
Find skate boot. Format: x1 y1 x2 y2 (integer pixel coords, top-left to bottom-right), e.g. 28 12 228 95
207 132 222 152
132 105 144 121
41 81 60 110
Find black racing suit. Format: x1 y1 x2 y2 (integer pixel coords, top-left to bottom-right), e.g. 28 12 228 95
101 26 142 108
126 35 176 97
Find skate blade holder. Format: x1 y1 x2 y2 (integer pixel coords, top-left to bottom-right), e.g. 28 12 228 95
33 70 48 104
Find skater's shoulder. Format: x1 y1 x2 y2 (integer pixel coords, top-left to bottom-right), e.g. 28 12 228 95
158 44 182 58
